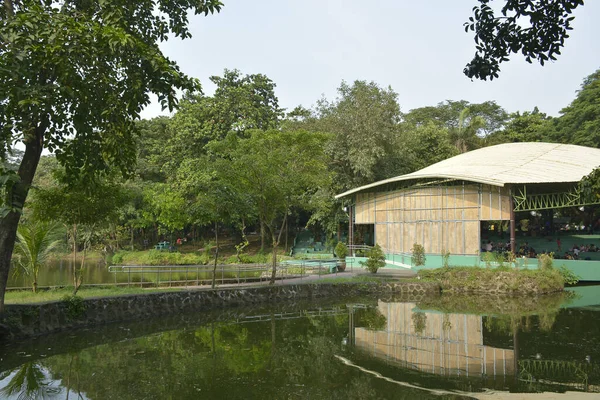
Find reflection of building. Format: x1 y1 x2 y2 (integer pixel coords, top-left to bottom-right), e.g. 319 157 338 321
354 301 514 378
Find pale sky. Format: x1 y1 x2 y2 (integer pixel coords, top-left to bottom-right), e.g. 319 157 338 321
141 0 600 120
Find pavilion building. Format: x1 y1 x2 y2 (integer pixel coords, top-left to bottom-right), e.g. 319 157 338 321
335 142 600 280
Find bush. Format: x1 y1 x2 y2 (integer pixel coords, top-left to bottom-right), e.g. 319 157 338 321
537 253 554 271
62 294 87 319
411 243 426 267
361 244 386 273
558 265 580 285
335 242 348 259
441 249 451 268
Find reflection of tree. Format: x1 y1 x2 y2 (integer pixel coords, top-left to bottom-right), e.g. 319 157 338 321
35 305 415 399
411 312 427 334
0 362 59 400
354 307 387 331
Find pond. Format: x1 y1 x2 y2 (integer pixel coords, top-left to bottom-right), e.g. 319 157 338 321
7 259 277 289
1 287 600 399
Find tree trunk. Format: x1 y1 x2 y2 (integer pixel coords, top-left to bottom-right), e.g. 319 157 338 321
269 214 288 285
260 220 265 252
72 223 78 268
0 125 44 312
211 221 219 289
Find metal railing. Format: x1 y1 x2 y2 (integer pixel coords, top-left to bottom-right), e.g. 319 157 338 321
107 260 345 288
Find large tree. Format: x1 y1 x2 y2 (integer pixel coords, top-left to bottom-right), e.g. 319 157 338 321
0 0 223 310
464 0 584 80
213 129 328 284
550 69 600 148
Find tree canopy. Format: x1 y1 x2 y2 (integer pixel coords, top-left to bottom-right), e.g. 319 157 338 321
0 0 223 310
464 0 584 80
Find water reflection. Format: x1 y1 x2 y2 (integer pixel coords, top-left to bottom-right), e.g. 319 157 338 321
349 293 600 395
2 290 600 398
353 301 516 380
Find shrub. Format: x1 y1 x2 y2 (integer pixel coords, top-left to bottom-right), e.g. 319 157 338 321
537 253 554 271
411 243 426 267
62 294 87 319
482 251 494 268
335 242 348 259
441 249 451 268
361 244 386 273
558 265 580 285
111 251 124 264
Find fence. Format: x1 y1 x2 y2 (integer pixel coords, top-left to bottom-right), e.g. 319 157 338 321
106 260 344 288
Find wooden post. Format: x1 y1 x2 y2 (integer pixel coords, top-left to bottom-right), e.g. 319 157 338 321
510 189 516 254
348 204 354 257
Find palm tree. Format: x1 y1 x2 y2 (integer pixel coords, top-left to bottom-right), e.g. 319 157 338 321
12 221 61 293
451 108 486 153
0 362 60 399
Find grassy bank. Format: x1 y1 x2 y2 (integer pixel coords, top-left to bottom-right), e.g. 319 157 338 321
417 266 571 294
4 275 385 305
4 286 183 305
109 249 284 266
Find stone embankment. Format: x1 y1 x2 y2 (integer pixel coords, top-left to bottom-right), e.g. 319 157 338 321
0 281 439 339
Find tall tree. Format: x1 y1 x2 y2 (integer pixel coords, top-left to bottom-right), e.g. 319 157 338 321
316 80 402 190
550 69 600 148
486 108 553 145
0 0 223 310
464 0 584 80
213 129 328 284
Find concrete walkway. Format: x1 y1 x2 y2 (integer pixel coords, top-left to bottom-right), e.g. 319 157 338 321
175 266 417 291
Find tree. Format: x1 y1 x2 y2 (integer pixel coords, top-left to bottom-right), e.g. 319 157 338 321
30 170 129 293
464 0 584 80
316 80 402 190
401 122 457 172
450 107 487 153
12 221 61 293
403 100 508 137
0 0 223 310
551 69 600 148
486 108 553 145
213 129 328 284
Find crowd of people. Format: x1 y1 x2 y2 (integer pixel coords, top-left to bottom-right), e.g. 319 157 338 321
481 239 600 260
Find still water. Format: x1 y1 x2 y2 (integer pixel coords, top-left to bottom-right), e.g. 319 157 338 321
1 287 600 399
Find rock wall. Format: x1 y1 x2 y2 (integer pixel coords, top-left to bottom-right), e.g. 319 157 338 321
0 281 439 339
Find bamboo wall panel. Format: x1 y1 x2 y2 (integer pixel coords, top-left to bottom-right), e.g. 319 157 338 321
355 184 510 256
354 301 515 378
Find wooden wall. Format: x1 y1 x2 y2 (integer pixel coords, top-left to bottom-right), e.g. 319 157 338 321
354 184 510 255
354 301 515 378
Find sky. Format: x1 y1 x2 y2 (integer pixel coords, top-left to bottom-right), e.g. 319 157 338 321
140 0 600 120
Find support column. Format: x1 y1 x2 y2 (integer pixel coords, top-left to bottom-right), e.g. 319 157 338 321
348 205 354 256
509 189 516 254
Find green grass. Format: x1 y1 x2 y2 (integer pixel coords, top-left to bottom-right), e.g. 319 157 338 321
4 286 182 305
111 249 290 266
417 266 566 294
316 275 396 284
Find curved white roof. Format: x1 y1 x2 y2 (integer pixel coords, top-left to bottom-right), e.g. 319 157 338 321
336 142 600 198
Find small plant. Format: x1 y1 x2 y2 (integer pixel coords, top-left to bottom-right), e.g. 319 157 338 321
62 294 87 319
482 251 494 268
493 251 506 268
441 249 450 269
537 253 554 271
335 242 349 272
558 265 580 285
411 243 426 267
361 244 386 273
